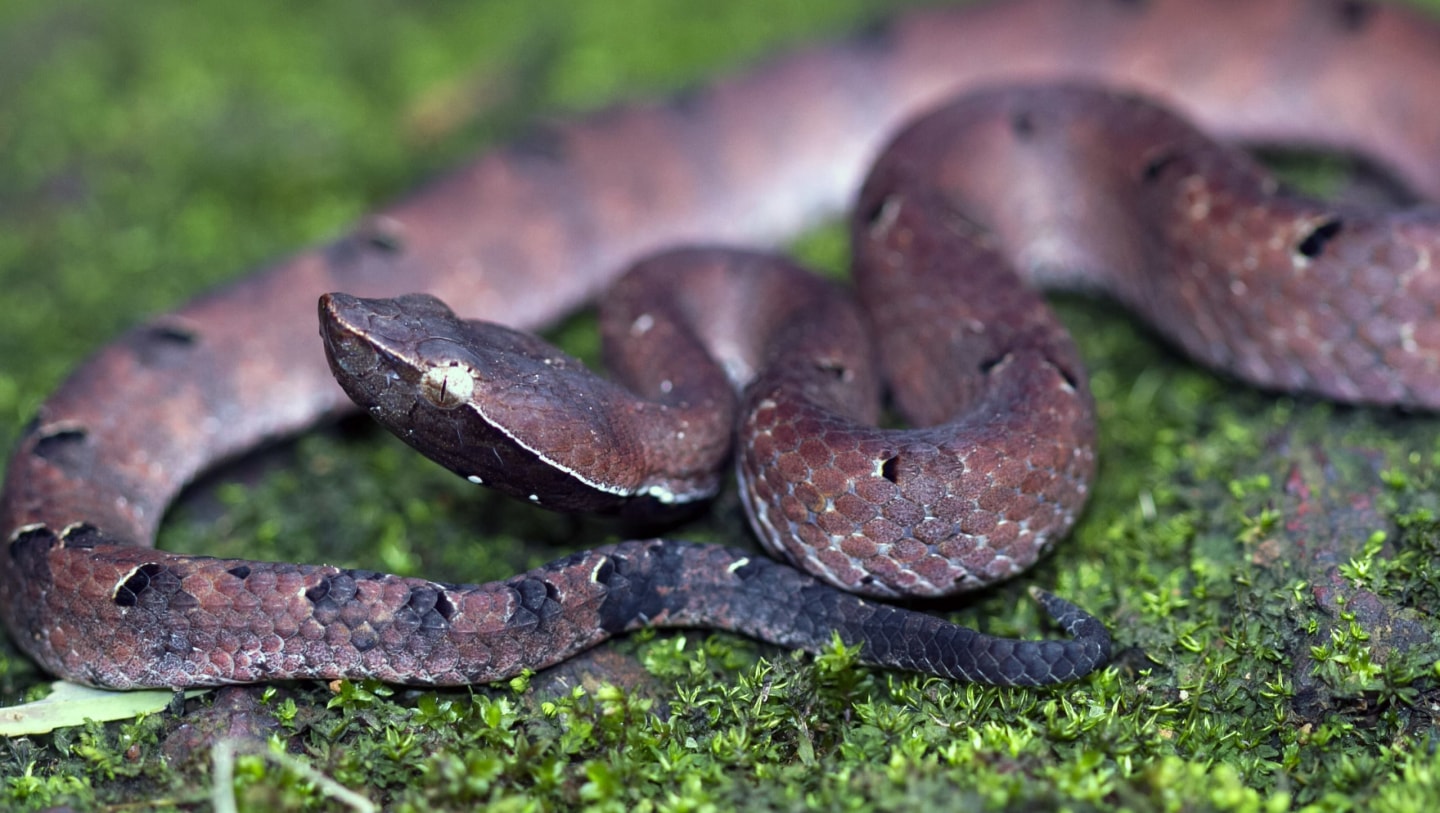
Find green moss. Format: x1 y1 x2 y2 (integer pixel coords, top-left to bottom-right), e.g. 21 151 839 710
3 0 1440 811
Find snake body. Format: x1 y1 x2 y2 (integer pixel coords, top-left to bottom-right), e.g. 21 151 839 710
4 0 1440 689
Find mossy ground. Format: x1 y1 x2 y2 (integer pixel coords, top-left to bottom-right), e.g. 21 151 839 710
2 0 1439 810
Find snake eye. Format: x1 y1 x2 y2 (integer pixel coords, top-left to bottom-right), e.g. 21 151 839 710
420 362 477 409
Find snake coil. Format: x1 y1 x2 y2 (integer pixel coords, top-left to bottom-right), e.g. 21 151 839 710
3 0 1438 689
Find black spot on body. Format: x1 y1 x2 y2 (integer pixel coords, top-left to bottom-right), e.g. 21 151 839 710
881 456 900 484
114 563 165 607
514 578 546 612
358 218 405 253
504 577 565 631
305 579 331 604
318 572 360 603
433 591 455 622
593 557 615 586
845 15 897 52
593 547 680 634
861 193 896 230
1141 151 1180 183
325 227 405 270
61 524 105 549
133 323 199 367
142 322 195 346
32 428 89 471
1336 0 1375 32
10 526 59 554
9 528 63 582
727 556 765 582
144 323 197 346
668 85 708 118
1011 111 1036 138
226 565 251 580
406 586 454 630
350 629 379 652
1297 218 1344 259
507 123 568 164
1049 355 1081 390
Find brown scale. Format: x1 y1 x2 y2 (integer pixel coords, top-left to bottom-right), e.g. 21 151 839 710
6 0 1440 689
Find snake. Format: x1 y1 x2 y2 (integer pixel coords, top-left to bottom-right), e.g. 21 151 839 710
4 0 1440 691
